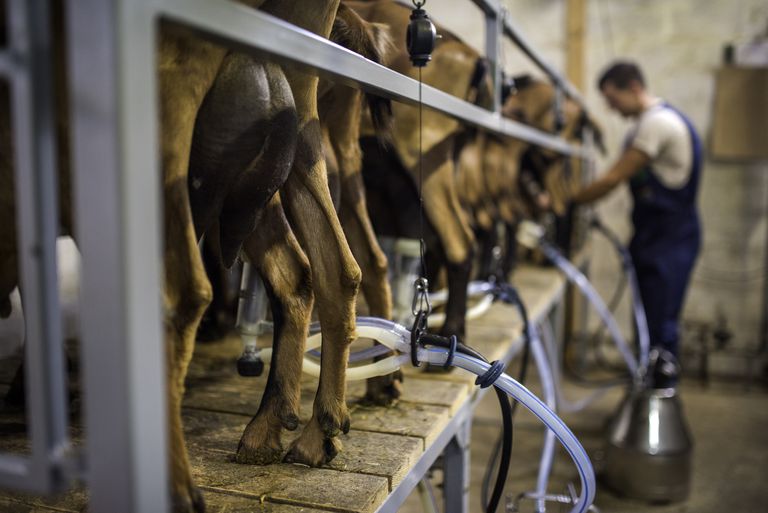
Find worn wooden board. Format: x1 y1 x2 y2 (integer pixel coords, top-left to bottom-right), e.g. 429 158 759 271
190 455 388 513
0 488 87 513
198 491 332 513
345 377 469 414
183 409 422 489
346 401 451 447
0 486 334 513
0 264 565 513
0 496 59 513
184 369 464 443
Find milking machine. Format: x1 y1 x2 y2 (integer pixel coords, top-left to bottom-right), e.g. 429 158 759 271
233 3 600 512
235 262 269 377
233 242 600 513
234 297 597 513
517 218 693 503
429 280 496 328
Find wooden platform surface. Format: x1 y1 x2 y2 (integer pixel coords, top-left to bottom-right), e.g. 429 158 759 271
0 264 565 513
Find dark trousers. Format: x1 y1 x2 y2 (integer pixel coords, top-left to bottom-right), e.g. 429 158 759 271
632 244 698 359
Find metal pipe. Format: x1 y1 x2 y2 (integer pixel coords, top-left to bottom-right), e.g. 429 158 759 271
159 0 587 156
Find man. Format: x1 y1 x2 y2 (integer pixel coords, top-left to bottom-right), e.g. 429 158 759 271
572 61 702 387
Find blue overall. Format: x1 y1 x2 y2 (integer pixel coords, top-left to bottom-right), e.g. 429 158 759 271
628 104 702 359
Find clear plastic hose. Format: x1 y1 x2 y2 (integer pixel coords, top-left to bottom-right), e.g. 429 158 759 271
253 316 596 513
530 323 558 513
257 317 412 381
517 221 639 378
429 292 494 328
590 218 650 373
428 281 495 328
540 319 612 413
420 347 596 513
429 280 495 304
540 243 638 376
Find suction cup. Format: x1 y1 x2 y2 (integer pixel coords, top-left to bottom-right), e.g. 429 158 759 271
237 351 264 377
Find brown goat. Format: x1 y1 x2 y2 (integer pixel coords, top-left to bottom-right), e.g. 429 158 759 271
0 0 361 510
234 3 397 464
350 0 494 341
319 6 402 405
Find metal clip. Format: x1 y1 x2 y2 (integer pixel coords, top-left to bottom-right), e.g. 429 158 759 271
411 276 431 317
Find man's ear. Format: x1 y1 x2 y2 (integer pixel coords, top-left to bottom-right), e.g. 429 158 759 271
629 79 644 94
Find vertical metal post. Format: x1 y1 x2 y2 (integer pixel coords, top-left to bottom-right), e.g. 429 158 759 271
7 0 70 492
67 0 168 511
485 8 502 115
759 172 768 357
443 418 471 513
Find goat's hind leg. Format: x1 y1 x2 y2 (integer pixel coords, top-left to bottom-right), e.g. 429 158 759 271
281 120 360 467
337 173 402 406
236 194 313 465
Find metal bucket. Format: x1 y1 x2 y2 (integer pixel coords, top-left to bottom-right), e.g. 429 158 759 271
602 386 693 503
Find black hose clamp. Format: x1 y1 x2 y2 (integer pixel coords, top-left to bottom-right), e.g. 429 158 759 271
443 334 458 369
475 360 505 388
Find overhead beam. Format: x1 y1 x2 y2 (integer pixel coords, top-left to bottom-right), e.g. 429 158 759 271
566 0 586 92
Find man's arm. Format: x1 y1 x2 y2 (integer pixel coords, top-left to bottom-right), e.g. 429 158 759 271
572 147 650 205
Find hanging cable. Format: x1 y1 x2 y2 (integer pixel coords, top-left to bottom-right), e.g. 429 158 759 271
405 0 435 320
405 6 511 512
481 285 532 512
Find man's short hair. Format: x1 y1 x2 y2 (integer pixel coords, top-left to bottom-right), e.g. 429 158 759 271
598 61 646 90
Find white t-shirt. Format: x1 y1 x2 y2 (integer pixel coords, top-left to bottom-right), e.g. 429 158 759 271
629 99 693 189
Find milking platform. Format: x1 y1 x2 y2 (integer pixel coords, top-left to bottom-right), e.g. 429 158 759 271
0 263 572 513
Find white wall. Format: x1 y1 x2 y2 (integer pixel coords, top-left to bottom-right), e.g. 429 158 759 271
583 0 768 376
437 0 768 376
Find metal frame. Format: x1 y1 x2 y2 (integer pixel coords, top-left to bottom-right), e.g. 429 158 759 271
65 0 170 511
467 0 587 109
0 0 72 494
0 0 591 509
160 0 587 156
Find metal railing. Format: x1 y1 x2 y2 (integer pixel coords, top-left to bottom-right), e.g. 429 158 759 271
0 0 595 510
0 0 72 495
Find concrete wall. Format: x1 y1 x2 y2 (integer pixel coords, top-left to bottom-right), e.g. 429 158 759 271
434 0 768 376
583 0 767 378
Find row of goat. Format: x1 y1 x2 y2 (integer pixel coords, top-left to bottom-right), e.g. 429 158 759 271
0 1 600 510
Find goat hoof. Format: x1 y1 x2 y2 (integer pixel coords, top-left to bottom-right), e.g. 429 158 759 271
363 374 403 406
284 436 341 467
236 442 283 465
284 420 342 466
324 437 340 460
237 417 284 465
172 484 205 513
318 408 350 437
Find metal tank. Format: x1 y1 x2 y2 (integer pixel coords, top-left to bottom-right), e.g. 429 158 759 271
603 385 693 503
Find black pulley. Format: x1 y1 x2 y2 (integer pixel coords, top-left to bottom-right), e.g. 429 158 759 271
406 2 436 67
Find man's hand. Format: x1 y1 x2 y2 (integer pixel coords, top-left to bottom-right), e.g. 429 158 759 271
572 147 650 205
534 190 552 211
